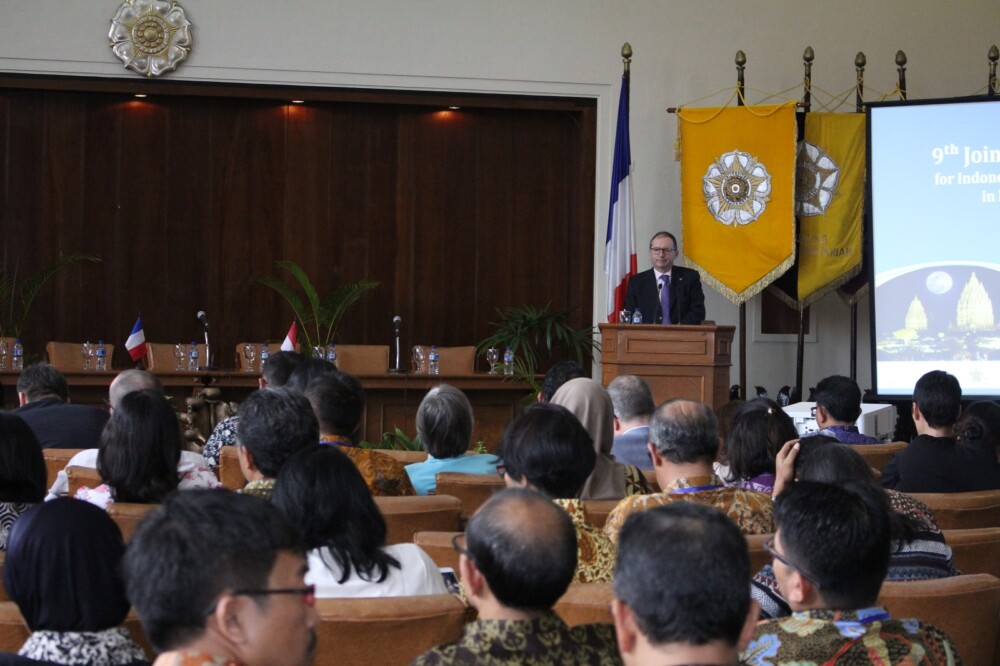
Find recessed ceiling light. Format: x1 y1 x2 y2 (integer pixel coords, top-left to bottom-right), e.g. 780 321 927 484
134 94 147 98
291 99 305 104
448 106 460 110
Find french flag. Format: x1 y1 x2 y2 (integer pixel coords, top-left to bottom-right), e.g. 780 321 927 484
604 70 637 323
125 317 147 362
280 321 297 352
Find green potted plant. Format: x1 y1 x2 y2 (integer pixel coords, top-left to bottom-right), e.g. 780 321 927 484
250 260 378 354
0 253 101 338
476 302 598 394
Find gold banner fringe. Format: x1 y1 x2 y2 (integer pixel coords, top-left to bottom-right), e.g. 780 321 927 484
684 252 797 306
766 261 863 311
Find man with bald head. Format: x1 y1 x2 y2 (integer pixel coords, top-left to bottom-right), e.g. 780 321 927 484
603 399 774 544
413 488 620 665
108 368 164 410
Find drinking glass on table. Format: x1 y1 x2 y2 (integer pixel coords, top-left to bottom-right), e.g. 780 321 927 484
0 340 9 370
412 346 425 373
486 347 500 374
242 344 256 372
173 343 185 371
80 341 94 371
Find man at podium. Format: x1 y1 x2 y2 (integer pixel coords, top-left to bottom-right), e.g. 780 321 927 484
624 231 705 325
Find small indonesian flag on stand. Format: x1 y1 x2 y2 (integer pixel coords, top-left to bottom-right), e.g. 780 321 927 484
280 321 297 352
125 317 147 362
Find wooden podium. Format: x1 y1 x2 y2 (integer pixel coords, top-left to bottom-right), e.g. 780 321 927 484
598 323 735 409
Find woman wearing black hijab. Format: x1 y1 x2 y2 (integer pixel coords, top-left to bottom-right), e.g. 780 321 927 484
1 498 149 665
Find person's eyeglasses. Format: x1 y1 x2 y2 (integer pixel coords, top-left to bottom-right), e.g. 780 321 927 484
451 533 472 560
203 584 317 616
650 247 676 254
496 464 506 479
763 537 820 588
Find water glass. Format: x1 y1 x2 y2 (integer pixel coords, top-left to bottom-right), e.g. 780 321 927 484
0 341 8 370
486 347 500 374
412 346 425 373
173 343 185 371
619 309 632 324
80 341 94 371
242 344 256 372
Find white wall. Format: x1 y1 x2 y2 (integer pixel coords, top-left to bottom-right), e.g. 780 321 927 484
2 0 994 394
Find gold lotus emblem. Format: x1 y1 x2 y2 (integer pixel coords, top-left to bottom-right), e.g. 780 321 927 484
109 0 192 78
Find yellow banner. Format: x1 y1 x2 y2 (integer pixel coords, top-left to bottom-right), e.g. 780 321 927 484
679 103 797 304
797 113 865 305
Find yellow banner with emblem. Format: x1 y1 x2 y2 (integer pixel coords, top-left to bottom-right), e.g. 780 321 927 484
796 112 866 305
678 103 797 304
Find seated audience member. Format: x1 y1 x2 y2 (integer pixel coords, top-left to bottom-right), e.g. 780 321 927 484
613 504 757 666
551 377 648 499
722 398 798 494
413 488 620 666
405 385 499 495
236 387 319 500
0 414 47 550
74 389 219 509
955 399 1000 462
536 360 587 403
882 370 1000 492
802 374 881 444
272 446 447 597
743 481 961 664
3 498 149 665
607 375 656 470
13 363 108 450
202 350 303 468
752 437 958 620
500 403 616 583
123 490 318 666
305 369 415 496
603 399 774 544
107 369 164 411
712 399 746 481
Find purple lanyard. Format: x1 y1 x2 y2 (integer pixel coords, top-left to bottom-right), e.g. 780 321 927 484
669 484 723 494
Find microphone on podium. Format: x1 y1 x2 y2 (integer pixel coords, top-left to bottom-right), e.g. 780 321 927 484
390 315 403 373
195 310 213 370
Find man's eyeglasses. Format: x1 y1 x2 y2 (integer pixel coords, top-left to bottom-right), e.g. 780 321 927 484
763 536 820 588
203 584 317 616
650 247 676 254
451 533 472 560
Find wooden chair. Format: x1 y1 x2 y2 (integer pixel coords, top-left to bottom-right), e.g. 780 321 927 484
906 489 1000 530
313 594 472 666
0 553 7 603
583 500 619 530
374 495 462 545
849 441 907 472
944 527 1000 579
434 472 505 523
878 573 1000 666
413 531 463 572
42 448 85 490
107 502 158 542
217 445 247 490
65 465 101 496
641 469 660 492
45 341 116 372
334 345 390 375
415 345 477 374
746 533 771 575
554 582 614 626
376 449 429 465
146 342 207 372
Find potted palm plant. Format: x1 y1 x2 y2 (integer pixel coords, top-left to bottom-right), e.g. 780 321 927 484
250 260 378 354
0 253 101 338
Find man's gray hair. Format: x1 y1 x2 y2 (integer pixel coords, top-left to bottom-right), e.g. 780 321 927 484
607 375 655 421
109 369 164 409
649 399 719 464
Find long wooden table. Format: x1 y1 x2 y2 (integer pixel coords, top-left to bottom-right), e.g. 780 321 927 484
0 370 532 453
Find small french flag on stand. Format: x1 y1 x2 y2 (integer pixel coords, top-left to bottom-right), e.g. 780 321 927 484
125 317 147 362
280 321 297 352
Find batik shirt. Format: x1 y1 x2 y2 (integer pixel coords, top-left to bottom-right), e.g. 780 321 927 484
202 415 240 468
602 474 774 544
553 499 616 583
412 611 622 666
153 652 241 666
0 501 32 550
319 436 415 496
743 607 963 665
240 478 276 500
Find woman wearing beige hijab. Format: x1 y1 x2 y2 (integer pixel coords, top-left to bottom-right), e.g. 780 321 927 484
551 377 649 500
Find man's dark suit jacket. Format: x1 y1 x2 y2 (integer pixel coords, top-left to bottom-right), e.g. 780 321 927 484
624 266 706 325
14 397 109 450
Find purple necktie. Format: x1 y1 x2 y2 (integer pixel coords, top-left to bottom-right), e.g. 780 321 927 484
660 275 671 324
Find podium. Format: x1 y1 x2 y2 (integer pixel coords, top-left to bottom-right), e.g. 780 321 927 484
598 323 735 409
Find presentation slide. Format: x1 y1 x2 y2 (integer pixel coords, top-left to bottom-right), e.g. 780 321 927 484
868 96 1000 399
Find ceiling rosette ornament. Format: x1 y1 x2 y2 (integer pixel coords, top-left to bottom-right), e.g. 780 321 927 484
109 0 192 78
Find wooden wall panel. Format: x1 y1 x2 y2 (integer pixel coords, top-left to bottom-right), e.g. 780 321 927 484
0 79 595 370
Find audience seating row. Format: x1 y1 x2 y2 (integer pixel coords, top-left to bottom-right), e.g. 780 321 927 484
848 441 907 471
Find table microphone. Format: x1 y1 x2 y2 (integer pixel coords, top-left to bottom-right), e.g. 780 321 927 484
195 310 213 370
390 315 403 373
